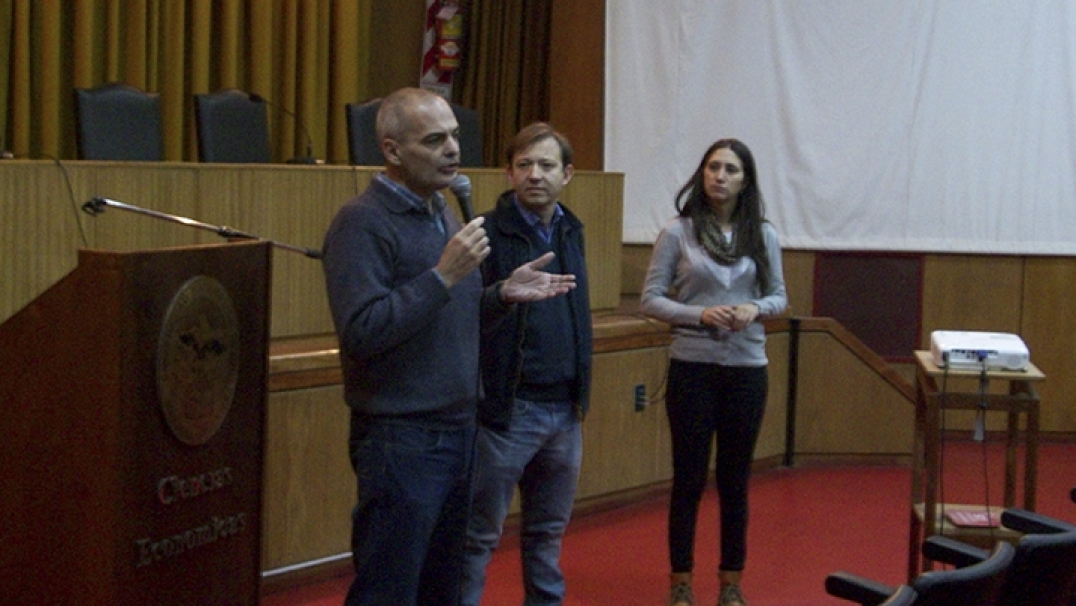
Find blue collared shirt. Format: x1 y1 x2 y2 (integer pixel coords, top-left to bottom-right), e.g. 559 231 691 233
375 173 447 234
512 194 563 244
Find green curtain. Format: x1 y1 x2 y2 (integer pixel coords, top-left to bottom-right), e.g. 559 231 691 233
1 0 371 163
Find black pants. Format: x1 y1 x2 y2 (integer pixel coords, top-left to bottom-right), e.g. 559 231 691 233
666 359 767 573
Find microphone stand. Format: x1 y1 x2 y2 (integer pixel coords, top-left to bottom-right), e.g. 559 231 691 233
81 197 322 259
248 93 319 165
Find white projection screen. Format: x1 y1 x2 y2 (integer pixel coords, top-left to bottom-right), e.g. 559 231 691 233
605 1 1076 254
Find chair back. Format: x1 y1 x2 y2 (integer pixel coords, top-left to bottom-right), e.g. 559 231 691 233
345 98 383 166
451 103 484 167
194 89 272 163
878 585 918 606
74 83 163 161
997 529 1076 606
912 540 1014 606
344 98 484 167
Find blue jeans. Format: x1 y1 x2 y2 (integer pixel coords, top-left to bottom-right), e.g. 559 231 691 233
346 418 476 606
461 399 583 606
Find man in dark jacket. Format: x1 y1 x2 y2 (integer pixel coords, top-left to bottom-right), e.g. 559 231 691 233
461 122 593 605
322 91 577 606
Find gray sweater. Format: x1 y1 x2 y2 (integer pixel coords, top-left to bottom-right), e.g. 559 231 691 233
640 217 788 367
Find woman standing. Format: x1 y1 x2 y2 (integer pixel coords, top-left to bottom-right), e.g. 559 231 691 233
641 139 787 606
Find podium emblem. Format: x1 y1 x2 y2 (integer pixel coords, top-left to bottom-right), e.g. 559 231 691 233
157 276 241 446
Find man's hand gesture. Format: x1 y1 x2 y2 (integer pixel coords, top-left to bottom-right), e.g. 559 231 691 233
501 252 576 303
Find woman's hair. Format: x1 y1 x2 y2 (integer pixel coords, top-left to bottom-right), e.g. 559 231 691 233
674 138 772 291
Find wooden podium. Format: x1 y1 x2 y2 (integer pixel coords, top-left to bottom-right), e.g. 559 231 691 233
0 242 272 605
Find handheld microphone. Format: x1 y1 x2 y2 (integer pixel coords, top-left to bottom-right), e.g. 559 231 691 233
248 93 318 165
449 174 474 223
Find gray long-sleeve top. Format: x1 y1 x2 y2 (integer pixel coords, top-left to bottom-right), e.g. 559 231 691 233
640 217 788 367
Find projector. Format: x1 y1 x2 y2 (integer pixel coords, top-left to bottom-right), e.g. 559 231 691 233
930 330 1029 371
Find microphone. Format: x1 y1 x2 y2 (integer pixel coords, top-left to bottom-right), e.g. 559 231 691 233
449 174 474 223
82 197 108 215
248 93 318 165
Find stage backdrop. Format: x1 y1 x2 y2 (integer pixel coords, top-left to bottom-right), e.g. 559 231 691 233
606 1 1076 254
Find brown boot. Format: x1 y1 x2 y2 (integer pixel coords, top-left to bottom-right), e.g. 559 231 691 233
669 572 694 606
718 570 746 606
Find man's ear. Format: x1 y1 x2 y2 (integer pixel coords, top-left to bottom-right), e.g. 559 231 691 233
381 139 402 166
562 163 575 186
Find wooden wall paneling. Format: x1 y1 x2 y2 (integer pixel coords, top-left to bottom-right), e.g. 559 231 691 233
194 165 363 338
919 254 1024 346
3 164 624 327
756 332 790 462
620 244 653 296
782 250 816 318
1021 257 1076 432
261 385 354 570
89 164 203 250
919 254 1027 433
578 346 672 500
793 333 914 457
1 162 89 320
560 171 624 311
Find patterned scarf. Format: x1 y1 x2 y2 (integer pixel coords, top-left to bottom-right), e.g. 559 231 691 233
695 206 740 265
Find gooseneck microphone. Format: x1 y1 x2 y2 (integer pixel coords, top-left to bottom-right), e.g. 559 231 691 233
81 197 323 259
248 93 318 165
449 174 474 223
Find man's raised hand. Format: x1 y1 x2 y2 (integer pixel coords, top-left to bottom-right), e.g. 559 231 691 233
436 217 490 287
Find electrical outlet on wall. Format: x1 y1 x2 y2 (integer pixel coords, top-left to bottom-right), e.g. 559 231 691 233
634 384 647 412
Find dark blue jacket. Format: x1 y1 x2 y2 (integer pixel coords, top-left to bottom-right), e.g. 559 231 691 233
478 190 592 430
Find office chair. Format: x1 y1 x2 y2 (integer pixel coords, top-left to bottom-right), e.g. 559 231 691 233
451 103 484 167
825 540 1015 606
877 585 918 606
922 508 1076 606
74 82 164 161
345 98 383 166
345 98 484 167
194 89 272 163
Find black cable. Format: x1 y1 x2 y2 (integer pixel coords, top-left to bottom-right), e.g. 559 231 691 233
24 153 90 248
939 352 950 538
976 356 996 542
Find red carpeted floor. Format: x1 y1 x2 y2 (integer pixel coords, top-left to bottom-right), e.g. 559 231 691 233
262 441 1076 606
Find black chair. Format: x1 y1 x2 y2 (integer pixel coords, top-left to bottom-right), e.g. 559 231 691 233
878 585 918 606
74 82 163 161
826 540 1015 606
193 89 272 163
344 98 383 166
345 98 484 167
922 508 1076 606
